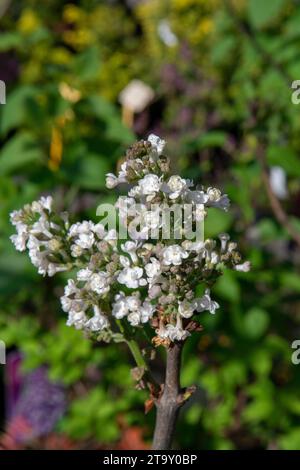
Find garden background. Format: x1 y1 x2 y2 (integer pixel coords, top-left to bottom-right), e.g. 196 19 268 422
1 0 300 450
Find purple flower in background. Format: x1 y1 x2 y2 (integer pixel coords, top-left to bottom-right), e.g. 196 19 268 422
0 53 19 84
160 64 186 92
9 365 66 442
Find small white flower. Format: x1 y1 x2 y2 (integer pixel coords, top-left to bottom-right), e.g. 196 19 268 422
31 217 53 239
90 272 111 295
116 196 138 223
10 209 24 226
69 221 94 237
270 166 288 200
119 80 154 113
31 196 53 214
206 187 230 211
157 20 178 47
64 279 78 296
145 257 161 279
118 162 128 183
71 244 84 257
147 134 166 155
194 289 219 314
178 300 194 318
182 240 204 252
105 173 119 189
85 306 109 331
47 263 68 277
138 174 161 196
141 208 162 231
117 267 146 289
140 301 155 322
128 185 142 198
40 196 53 212
195 204 206 222
94 223 106 238
61 296 87 313
148 284 161 299
165 314 190 341
162 245 189 266
186 190 209 204
126 295 141 311
10 228 28 251
77 268 93 281
127 311 141 326
105 229 118 242
166 324 190 342
218 233 230 253
85 314 109 331
156 320 169 339
66 311 87 330
112 293 129 319
76 232 95 249
210 251 219 265
166 175 189 200
234 261 251 272
119 255 131 268
121 240 139 263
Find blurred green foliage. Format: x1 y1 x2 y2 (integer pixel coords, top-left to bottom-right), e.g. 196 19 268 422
1 0 300 450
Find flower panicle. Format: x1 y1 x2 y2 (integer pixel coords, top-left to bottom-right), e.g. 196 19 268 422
10 135 250 344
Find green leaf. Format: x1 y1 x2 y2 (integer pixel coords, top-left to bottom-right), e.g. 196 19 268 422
70 154 110 190
215 270 240 303
243 398 273 422
279 430 300 450
88 95 135 144
248 0 285 28
73 47 101 81
0 132 43 175
256 218 281 241
279 272 300 293
250 349 272 377
243 308 269 339
267 145 300 177
204 208 233 238
0 85 37 135
185 131 227 151
0 32 23 51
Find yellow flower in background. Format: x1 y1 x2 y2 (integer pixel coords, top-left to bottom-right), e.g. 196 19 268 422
63 29 94 49
63 4 83 23
190 17 214 44
49 111 74 172
49 126 63 172
50 48 72 66
59 83 82 103
173 0 219 11
199 18 214 35
17 9 40 34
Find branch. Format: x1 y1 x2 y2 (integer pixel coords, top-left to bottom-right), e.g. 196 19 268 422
257 147 300 248
152 342 195 450
223 2 300 248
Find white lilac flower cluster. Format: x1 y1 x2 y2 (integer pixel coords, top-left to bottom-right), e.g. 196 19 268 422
10 135 250 346
10 196 72 277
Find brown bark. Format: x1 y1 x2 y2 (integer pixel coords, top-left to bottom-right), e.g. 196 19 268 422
152 342 183 450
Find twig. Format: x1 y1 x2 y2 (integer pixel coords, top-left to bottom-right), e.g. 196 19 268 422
152 342 195 450
257 147 300 248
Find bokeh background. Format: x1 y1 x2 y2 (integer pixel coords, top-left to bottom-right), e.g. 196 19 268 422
1 0 300 450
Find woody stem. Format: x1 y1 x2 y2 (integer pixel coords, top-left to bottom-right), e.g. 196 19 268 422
152 342 183 450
